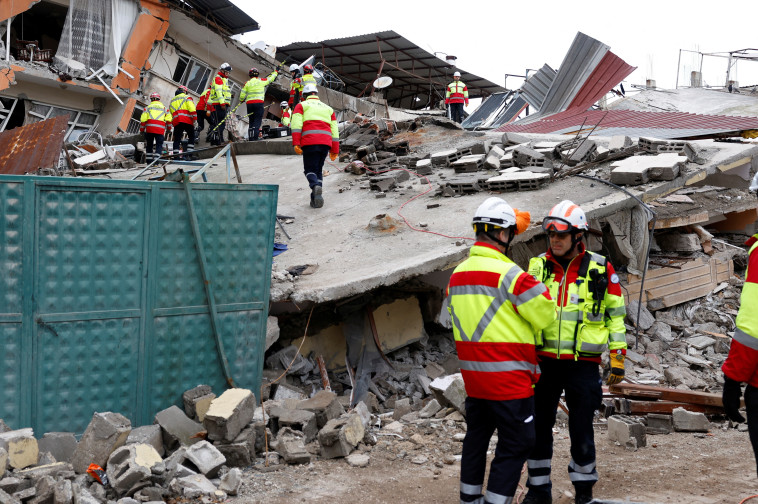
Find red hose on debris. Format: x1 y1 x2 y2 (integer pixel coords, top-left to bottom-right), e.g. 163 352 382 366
739 496 758 503
328 159 474 241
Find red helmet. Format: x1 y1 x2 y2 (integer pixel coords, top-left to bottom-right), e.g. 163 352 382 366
303 64 314 74
249 67 259 77
149 92 160 101
177 85 189 94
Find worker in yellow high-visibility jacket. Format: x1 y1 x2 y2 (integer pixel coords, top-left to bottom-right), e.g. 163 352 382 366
240 67 278 141
445 71 468 123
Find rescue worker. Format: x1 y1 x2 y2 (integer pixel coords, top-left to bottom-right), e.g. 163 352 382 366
169 85 197 156
279 101 291 128
445 71 468 123
139 92 172 159
288 63 303 108
290 83 338 208
722 170 758 477
195 86 211 140
447 197 556 504
523 200 627 504
240 67 278 141
209 62 232 145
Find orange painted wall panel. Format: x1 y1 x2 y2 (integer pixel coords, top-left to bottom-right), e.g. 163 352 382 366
0 0 39 22
118 98 137 132
112 13 168 93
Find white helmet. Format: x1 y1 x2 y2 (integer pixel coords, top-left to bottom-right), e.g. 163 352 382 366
750 171 758 193
543 200 588 233
220 62 232 72
302 83 318 95
453 71 461 78
289 63 299 72
280 101 288 108
472 197 516 229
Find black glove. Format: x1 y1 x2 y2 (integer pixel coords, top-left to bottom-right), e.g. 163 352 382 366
722 377 745 423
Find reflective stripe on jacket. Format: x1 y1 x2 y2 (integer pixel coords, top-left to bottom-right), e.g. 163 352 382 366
280 108 291 127
240 71 278 104
209 72 230 105
290 95 339 154
139 101 172 135
169 93 197 126
528 244 627 362
446 80 469 105
723 234 758 387
446 242 556 401
288 77 302 106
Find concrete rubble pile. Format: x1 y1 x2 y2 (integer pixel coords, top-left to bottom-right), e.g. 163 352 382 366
63 141 138 175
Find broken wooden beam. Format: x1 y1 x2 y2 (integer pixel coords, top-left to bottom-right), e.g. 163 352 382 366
609 382 723 407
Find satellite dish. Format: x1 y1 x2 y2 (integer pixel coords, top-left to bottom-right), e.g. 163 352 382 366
373 76 393 89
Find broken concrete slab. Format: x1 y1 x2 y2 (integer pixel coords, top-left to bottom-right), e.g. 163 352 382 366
646 413 673 435
204 389 256 442
392 398 412 421
105 444 162 497
486 170 549 192
429 374 466 415
657 233 702 253
183 441 225 478
268 408 317 444
71 412 130 474
0 448 6 476
169 474 220 499
154 406 203 452
672 407 710 432
0 430 38 470
214 426 255 468
608 135 633 152
182 385 216 423
296 391 345 429
608 415 646 449
501 132 531 146
37 433 77 465
266 316 280 352
317 415 364 460
418 399 442 419
125 425 164 457
274 428 311 465
610 153 683 185
218 468 241 496
626 300 655 331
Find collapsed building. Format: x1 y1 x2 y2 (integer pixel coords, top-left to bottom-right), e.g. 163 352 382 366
0 14 758 501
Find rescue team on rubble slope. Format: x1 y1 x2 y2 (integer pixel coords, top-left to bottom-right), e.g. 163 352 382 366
449 197 627 504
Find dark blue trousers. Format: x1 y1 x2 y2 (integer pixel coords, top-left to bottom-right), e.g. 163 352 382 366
302 144 329 192
144 132 163 155
450 103 464 123
460 396 536 504
246 103 264 140
746 385 758 477
526 358 602 498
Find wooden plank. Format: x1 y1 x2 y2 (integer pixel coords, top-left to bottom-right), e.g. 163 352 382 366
652 211 709 229
610 382 723 407
626 256 709 285
616 399 723 415
624 262 712 297
624 268 714 303
648 283 716 310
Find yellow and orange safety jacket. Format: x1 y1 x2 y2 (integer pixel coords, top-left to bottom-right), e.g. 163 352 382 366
447 242 556 401
528 244 627 363
288 77 302 107
446 80 469 106
169 92 197 127
240 70 278 104
140 101 172 135
280 108 291 127
723 234 758 387
209 71 230 106
291 95 339 155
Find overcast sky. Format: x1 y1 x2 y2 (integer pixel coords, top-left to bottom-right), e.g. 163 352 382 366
233 1 758 93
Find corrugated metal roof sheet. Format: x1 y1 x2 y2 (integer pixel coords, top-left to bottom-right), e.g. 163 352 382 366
461 91 529 130
276 31 505 110
0 116 68 175
521 64 556 110
167 0 259 35
567 50 635 110
495 108 758 139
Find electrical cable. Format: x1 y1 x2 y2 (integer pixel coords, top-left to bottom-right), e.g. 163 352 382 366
327 159 474 241
575 174 657 350
740 496 758 504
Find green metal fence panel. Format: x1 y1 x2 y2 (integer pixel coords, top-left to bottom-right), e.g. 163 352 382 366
0 175 277 434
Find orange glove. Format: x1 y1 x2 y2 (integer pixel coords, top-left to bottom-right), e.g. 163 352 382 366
294 145 303 155
513 209 531 235
329 152 338 161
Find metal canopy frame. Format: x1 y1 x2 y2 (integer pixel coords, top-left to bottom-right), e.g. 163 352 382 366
164 0 259 35
277 31 506 110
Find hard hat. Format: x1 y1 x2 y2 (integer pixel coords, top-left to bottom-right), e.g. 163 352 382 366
542 200 589 233
453 71 461 78
249 67 259 77
177 85 188 93
303 64 314 74
280 101 288 108
220 62 232 72
302 83 318 95
289 63 299 72
149 92 160 101
472 197 517 230
750 170 758 193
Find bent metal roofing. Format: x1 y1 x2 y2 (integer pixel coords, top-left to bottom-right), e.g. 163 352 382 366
276 31 506 110
165 0 259 35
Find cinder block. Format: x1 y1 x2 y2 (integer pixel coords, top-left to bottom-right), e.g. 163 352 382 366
501 132 530 146
125 425 164 457
105 444 162 497
608 415 646 448
71 412 130 474
317 415 364 459
646 413 673 435
183 441 226 478
154 406 203 452
182 385 216 423
268 408 317 444
37 433 76 465
275 428 311 465
203 389 256 442
296 391 344 429
0 430 38 470
672 407 710 432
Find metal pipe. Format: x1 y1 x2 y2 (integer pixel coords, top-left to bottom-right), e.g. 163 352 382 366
675 49 682 89
5 19 10 62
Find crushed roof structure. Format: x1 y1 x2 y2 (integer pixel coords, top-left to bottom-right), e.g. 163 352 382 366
276 31 506 110
163 0 259 35
0 115 68 175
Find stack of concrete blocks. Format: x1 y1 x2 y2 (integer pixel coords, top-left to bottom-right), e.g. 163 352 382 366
512 145 553 174
0 429 39 470
368 169 410 192
430 147 473 167
607 414 647 449
486 169 550 192
484 145 505 171
566 139 598 164
452 154 485 173
183 385 216 423
429 373 467 415
610 153 684 185
441 176 483 195
414 158 433 176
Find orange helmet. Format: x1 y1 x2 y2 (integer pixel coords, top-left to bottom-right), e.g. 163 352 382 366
542 200 588 233
149 92 160 101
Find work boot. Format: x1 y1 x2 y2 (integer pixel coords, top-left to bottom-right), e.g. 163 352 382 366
574 488 593 504
311 185 324 208
521 493 552 504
